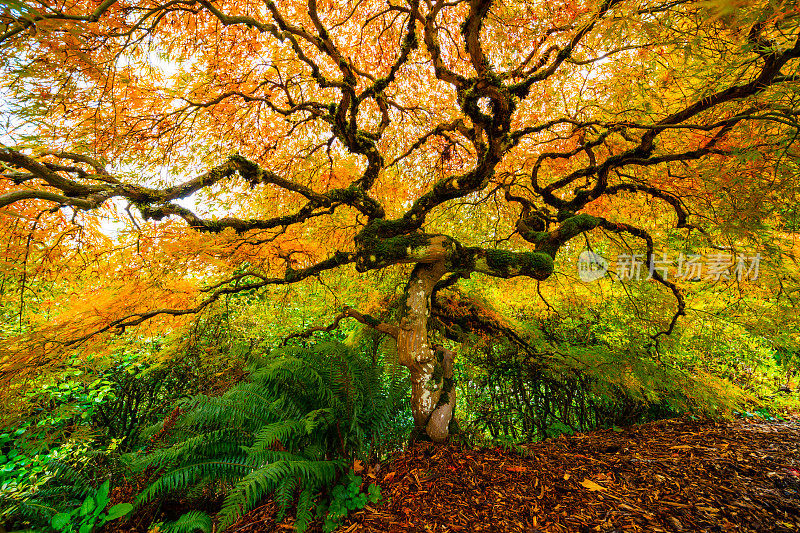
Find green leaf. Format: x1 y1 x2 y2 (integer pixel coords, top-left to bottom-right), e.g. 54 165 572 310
79 495 96 517
79 523 93 533
51 513 72 530
105 503 133 521
95 481 110 509
367 484 381 503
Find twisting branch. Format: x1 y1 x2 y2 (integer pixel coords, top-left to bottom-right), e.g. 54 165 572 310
0 0 119 43
282 306 399 345
520 31 800 214
517 211 686 346
509 0 623 98
595 221 686 346
605 183 692 229
0 149 387 227
388 119 466 167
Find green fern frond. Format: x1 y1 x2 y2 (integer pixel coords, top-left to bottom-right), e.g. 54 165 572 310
256 356 342 413
1 498 59 523
219 458 342 526
44 461 93 498
293 486 315 533
248 419 310 454
134 428 250 472
302 444 325 461
216 461 291 529
178 390 274 430
242 449 307 467
273 476 298 521
137 458 252 505
158 510 212 533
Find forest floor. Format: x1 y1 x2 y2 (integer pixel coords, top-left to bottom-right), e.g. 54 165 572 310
226 416 800 533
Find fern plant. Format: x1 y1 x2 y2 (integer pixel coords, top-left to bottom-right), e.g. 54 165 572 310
153 510 212 533
134 341 407 532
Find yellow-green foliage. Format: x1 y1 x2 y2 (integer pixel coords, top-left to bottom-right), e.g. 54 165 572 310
545 345 746 416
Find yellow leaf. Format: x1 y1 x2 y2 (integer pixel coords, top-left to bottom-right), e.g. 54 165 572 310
580 478 607 492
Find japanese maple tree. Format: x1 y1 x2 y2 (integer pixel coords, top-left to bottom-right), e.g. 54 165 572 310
1 0 799 441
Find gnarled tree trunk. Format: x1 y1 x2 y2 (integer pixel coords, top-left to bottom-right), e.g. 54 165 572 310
396 261 456 443
341 230 554 443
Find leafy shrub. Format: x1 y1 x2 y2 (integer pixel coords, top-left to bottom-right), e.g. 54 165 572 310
0 432 89 525
0 369 124 530
320 471 381 533
135 341 407 532
89 348 218 451
49 481 132 533
0 426 49 500
1 455 131 533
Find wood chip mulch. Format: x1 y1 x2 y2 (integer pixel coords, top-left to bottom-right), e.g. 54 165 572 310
336 417 800 533
211 417 800 533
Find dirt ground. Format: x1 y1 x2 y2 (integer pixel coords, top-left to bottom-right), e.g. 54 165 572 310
227 417 800 533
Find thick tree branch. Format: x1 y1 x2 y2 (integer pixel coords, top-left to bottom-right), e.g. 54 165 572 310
0 151 387 228
0 0 119 43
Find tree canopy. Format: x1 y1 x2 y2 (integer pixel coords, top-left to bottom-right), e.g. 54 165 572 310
1 0 799 440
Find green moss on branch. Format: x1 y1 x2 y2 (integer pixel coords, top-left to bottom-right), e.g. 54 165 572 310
474 249 553 280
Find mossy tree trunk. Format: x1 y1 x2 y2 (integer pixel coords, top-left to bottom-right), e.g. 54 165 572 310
396 260 456 443
340 227 555 443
